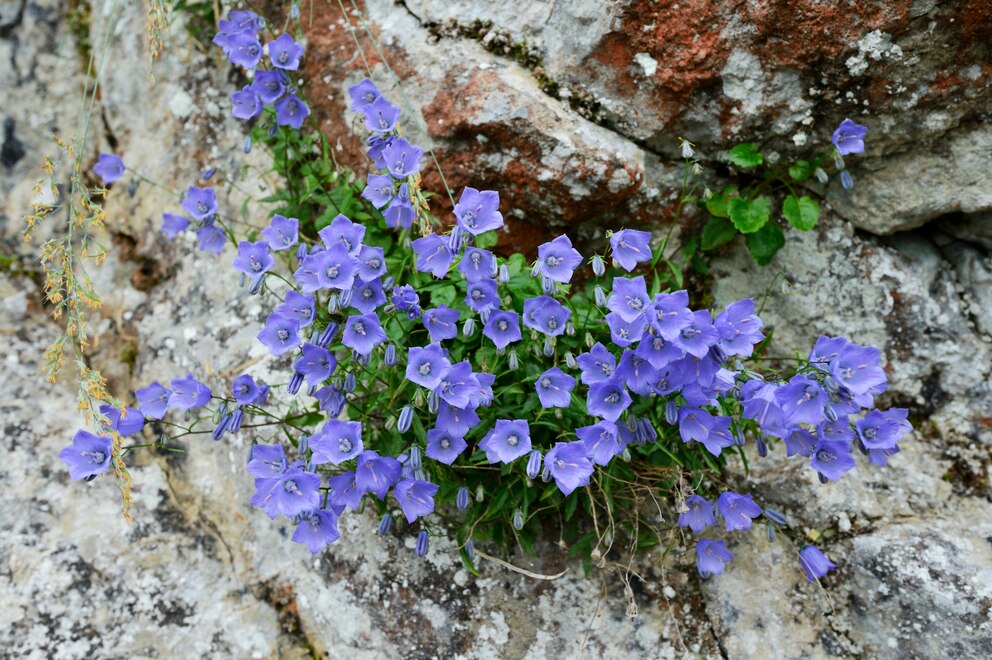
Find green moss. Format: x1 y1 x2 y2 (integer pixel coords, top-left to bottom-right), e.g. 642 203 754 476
66 0 93 70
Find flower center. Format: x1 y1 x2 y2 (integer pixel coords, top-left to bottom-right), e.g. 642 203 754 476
276 329 289 341
440 438 451 449
497 320 508 331
326 265 340 279
338 438 353 453
507 434 518 446
278 50 289 64
419 363 431 376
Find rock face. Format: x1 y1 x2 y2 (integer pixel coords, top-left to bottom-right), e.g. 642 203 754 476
2 0 991 658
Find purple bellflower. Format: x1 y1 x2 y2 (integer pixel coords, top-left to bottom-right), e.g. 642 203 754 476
294 343 337 386
355 450 402 499
254 464 321 519
231 85 262 120
93 153 125 184
576 343 617 384
394 479 440 523
608 276 650 322
168 374 211 412
696 539 733 577
648 290 693 340
311 420 363 465
464 279 500 313
799 545 836 582
426 428 468 465
292 509 340 554
522 296 571 337
318 214 366 256
479 419 532 464
135 381 170 419
810 440 856 481
257 313 301 356
678 494 717 533
98 404 144 436
197 225 226 254
423 305 460 343
537 235 583 283
267 33 305 70
275 290 316 328
364 96 401 133
261 214 299 251
349 78 381 111
161 213 189 239
328 471 364 510
716 491 762 531
458 247 496 281
483 310 521 350
251 70 286 103
233 240 274 281
576 421 622 465
382 137 423 178
715 299 764 357
232 374 261 405
586 378 632 422
275 94 310 130
545 441 595 496
609 229 652 272
454 187 503 235
183 186 218 221
406 344 451 389
342 313 386 356
832 118 868 156
59 431 113 480
411 234 455 278
247 444 286 479
535 366 576 409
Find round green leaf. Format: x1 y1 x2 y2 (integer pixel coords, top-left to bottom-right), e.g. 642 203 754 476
700 217 738 251
782 194 819 231
729 197 770 234
746 222 785 265
728 143 763 168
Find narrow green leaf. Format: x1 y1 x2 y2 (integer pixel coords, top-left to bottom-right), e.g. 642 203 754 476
728 143 763 168
782 194 820 231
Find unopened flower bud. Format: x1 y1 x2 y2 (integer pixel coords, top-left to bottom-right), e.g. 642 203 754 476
512 508 524 530
526 450 543 479
564 351 577 369
591 255 605 277
665 399 678 425
212 415 231 440
289 3 301 20
543 338 555 357
456 486 470 510
344 372 356 393
202 167 216 180
243 136 252 153
708 344 727 365
565 322 575 336
427 389 439 414
594 286 607 307
416 530 429 557
475 484 484 502
464 540 476 561
408 444 422 470
542 276 556 295
318 322 338 348
814 167 828 183
397 405 414 433
508 350 519 370
763 508 788 526
498 264 510 284
230 407 244 433
756 433 768 457
377 513 392 536
463 318 476 337
840 171 854 189
384 343 397 366
680 138 694 159
288 372 304 395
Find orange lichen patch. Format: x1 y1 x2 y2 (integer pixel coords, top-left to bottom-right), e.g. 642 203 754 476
745 0 909 66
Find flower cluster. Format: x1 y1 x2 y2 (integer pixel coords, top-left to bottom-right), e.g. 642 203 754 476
61 10 911 585
213 10 311 129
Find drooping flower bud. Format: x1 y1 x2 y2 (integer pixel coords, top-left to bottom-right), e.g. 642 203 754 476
408 444 422 470
498 264 510 284
594 286 607 307
288 372 304 395
541 276 556 295
397 405 414 433
463 318 476 337
344 372 356 393
464 540 476 561
763 508 788 526
377 513 392 536
814 167 828 183
212 415 231 440
475 484 484 502
591 255 605 277
230 407 244 433
508 350 519 370
564 351 577 369
512 508 524 530
243 136 252 153
756 433 768 457
456 486 470 510
526 450 543 479
384 343 397 366
665 399 678 425
427 389 439 414
416 530 429 557
317 322 338 348
297 434 310 455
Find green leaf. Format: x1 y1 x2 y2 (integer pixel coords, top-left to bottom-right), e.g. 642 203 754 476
430 284 457 307
704 186 737 218
728 143 763 168
746 222 785 265
788 159 811 182
474 231 498 249
700 217 738 251
729 197 770 234
782 194 820 231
